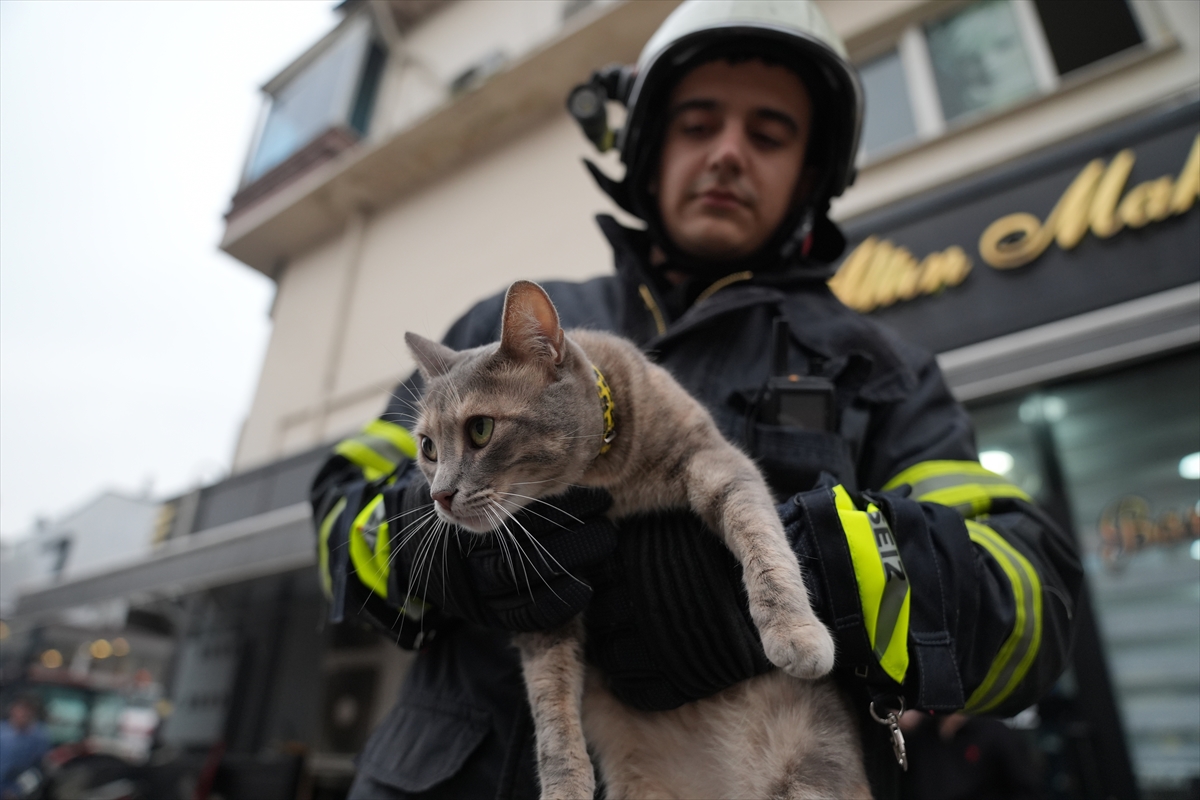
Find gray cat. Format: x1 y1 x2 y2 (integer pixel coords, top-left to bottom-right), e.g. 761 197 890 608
404 280 869 799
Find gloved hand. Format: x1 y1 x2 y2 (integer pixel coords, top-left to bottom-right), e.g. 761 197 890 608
585 503 837 712
389 473 617 632
584 509 773 710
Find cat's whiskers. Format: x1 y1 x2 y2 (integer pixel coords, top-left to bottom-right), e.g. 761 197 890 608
440 521 453 610
489 500 581 604
492 502 587 590
352 506 439 618
487 511 523 591
379 507 442 644
387 507 442 557
382 503 442 530
484 502 536 600
409 517 444 611
383 384 424 429
495 492 585 527
350 506 440 620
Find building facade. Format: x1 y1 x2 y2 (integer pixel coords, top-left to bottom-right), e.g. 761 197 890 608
9 2 1197 798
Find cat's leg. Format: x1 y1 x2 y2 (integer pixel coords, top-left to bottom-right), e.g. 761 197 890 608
685 449 835 680
515 617 595 800
776 761 873 800
582 669 683 800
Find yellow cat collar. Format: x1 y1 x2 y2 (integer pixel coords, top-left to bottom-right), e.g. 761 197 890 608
592 365 617 454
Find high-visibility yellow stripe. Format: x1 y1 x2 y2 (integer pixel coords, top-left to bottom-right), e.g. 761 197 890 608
884 460 1032 515
335 439 395 481
364 419 418 460
336 421 418 480
318 497 347 600
833 485 911 684
964 521 1043 713
349 494 390 599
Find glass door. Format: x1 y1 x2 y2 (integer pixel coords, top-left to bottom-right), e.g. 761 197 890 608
968 349 1200 800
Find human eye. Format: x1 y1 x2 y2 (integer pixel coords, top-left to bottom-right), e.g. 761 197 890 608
674 108 717 138
751 130 784 149
750 114 798 151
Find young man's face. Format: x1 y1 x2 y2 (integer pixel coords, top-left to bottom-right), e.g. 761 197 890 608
655 59 812 261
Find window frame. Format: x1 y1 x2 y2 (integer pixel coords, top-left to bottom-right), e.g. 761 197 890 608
238 12 387 189
854 0 1172 168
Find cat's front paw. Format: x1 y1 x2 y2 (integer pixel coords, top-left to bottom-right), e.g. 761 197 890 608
760 615 836 680
540 772 595 800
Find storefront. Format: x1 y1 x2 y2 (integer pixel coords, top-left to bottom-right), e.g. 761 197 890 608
838 99 1199 799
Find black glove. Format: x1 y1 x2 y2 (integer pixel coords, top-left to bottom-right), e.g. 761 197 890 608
585 503 837 712
584 510 773 711
389 472 617 632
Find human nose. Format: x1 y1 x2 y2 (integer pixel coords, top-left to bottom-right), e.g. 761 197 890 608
707 123 748 177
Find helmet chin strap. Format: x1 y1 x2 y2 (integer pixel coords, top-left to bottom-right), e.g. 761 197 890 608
779 206 816 262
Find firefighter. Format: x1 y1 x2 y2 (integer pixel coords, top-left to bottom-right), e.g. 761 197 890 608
311 2 1082 797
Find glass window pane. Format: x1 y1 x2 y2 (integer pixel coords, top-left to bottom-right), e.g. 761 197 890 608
246 17 372 182
1049 351 1200 795
858 50 918 161
42 687 89 744
89 693 125 740
925 0 1040 123
1033 0 1143 76
971 350 1200 796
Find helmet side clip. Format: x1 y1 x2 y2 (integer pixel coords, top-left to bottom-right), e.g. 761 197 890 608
567 64 634 153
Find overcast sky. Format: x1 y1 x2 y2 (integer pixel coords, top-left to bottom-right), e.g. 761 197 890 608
0 1 340 537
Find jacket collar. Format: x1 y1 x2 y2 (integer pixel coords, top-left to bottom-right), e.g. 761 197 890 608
596 215 915 404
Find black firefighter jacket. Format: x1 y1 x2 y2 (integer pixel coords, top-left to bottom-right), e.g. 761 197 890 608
311 216 1083 799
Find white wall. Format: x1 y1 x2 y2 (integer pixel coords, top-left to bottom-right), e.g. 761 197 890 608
229 0 1200 470
233 110 630 468
0 492 160 615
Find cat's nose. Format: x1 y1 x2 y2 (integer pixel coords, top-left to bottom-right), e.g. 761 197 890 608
432 489 456 511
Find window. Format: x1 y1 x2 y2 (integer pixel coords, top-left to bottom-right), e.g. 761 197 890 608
925 0 1041 123
243 15 387 185
1033 0 1145 76
562 0 595 21
969 350 1200 797
857 0 1147 163
858 50 919 160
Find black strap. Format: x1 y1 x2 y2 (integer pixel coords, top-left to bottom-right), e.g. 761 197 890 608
791 490 890 686
873 494 967 711
327 480 366 625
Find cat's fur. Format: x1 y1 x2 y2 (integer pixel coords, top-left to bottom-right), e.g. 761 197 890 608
405 280 869 799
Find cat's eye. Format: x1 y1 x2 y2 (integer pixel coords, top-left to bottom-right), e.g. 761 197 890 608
419 435 438 461
468 417 494 447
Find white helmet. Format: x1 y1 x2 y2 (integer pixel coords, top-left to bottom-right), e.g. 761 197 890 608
569 0 863 267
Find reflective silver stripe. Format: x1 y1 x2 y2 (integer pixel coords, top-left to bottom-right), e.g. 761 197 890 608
868 510 909 661
907 471 1016 500
357 433 407 469
966 523 1042 712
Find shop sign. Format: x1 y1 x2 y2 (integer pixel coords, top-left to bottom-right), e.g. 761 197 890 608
831 132 1200 314
980 134 1200 269
1097 495 1200 571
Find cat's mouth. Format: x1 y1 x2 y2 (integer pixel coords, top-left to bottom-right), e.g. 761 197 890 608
434 504 495 534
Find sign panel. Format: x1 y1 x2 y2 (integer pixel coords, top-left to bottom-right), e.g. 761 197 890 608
837 102 1200 354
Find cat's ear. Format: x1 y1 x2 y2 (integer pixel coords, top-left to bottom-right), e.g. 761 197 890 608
499 280 566 367
405 332 463 379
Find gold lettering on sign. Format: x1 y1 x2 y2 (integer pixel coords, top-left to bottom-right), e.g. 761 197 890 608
1098 495 1200 571
980 133 1200 268
829 236 972 312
